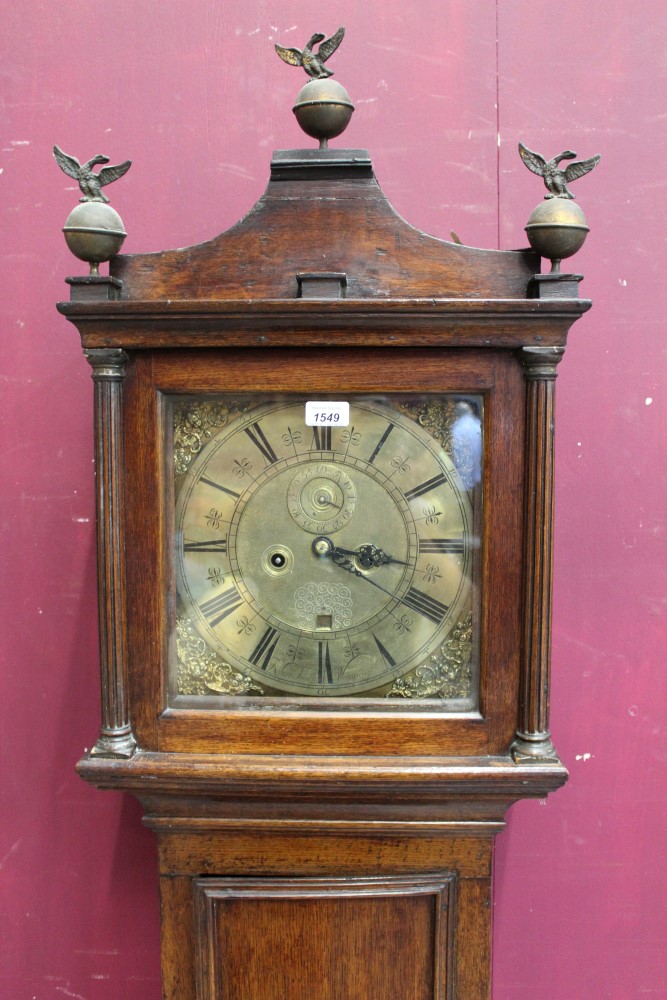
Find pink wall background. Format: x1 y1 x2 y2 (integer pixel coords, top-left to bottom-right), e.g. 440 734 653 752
1 2 665 997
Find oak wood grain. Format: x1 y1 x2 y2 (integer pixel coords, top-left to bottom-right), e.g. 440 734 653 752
513 347 564 761
84 349 136 758
58 296 590 352
108 150 538 303
194 875 450 1000
111 347 528 757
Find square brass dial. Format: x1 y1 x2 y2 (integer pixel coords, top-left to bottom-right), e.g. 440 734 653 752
170 393 482 708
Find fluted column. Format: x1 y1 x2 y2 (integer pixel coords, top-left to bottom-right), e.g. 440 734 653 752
84 348 137 758
512 346 564 764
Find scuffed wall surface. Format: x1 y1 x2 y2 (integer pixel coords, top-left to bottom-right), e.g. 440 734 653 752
1 2 664 996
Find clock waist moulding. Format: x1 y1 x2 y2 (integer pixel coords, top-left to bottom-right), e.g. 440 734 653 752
56 33 596 1000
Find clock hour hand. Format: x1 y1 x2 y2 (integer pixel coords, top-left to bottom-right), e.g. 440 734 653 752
312 537 403 600
355 543 410 569
316 539 410 569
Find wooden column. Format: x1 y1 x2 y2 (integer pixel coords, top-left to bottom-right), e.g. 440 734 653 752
512 346 564 763
84 348 137 758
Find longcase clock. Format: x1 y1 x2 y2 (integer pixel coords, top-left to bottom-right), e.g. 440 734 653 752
56 32 597 1000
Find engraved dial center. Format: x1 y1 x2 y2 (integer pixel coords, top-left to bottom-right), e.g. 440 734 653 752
232 460 410 635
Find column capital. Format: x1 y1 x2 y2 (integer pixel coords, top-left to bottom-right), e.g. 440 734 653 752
520 346 565 380
84 348 128 380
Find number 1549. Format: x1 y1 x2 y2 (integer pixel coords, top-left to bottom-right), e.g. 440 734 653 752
304 401 350 427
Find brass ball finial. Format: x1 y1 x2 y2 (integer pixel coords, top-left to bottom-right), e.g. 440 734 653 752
518 142 600 273
54 145 130 275
275 27 354 148
292 78 354 147
62 202 127 276
524 198 590 274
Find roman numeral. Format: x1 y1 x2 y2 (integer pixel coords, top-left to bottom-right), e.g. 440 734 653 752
419 538 465 554
318 641 333 684
200 476 241 500
404 473 448 501
249 625 280 670
372 633 397 667
244 422 278 464
312 425 332 450
183 538 228 553
400 586 449 624
367 423 394 464
199 585 243 627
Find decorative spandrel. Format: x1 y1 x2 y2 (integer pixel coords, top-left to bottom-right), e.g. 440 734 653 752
170 394 481 706
388 611 473 700
174 398 251 477
175 616 262 697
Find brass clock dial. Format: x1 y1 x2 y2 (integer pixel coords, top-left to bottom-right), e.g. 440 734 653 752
175 397 476 697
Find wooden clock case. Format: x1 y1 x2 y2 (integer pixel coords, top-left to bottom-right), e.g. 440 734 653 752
58 147 589 999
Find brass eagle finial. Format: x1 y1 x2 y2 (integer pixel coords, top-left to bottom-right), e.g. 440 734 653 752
53 145 132 203
518 142 601 199
275 27 345 79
